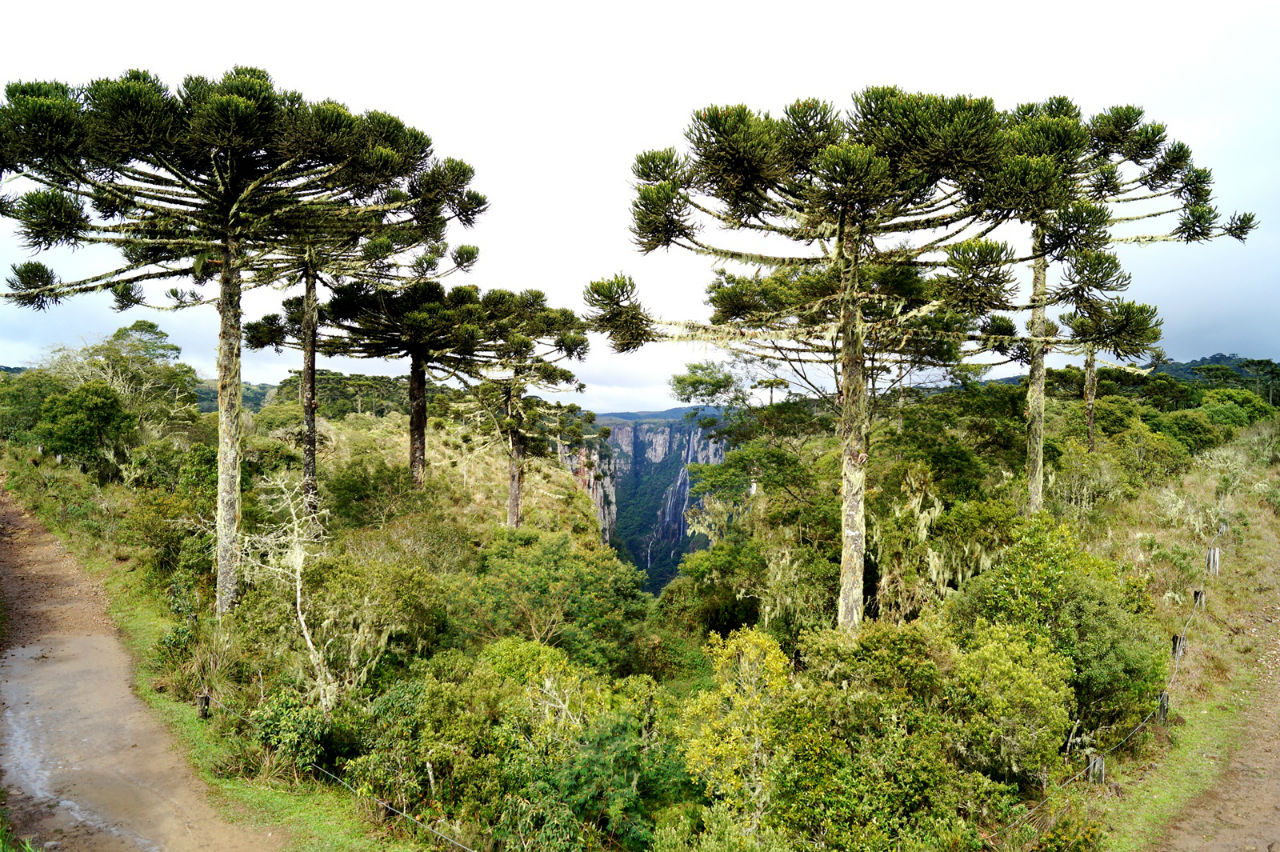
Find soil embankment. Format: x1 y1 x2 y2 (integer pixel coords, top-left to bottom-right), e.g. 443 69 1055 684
0 487 281 851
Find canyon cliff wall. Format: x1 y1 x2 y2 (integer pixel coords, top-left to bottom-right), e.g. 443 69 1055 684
596 411 724 590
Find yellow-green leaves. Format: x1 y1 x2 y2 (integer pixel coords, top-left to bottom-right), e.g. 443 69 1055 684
682 629 790 821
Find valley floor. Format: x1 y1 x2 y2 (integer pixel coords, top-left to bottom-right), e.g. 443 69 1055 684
0 487 280 851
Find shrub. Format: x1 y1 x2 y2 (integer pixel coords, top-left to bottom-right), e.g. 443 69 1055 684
34 379 135 479
323 456 425 528
1199 400 1249 428
1114 421 1190 487
1202 388 1272 423
951 624 1072 787
1092 395 1140 436
251 690 329 772
946 521 1166 738
681 629 790 822
1156 409 1223 454
0 369 67 443
470 530 649 673
1032 805 1103 851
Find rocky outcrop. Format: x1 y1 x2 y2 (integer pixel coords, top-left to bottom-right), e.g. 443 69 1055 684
559 440 617 544
597 411 724 590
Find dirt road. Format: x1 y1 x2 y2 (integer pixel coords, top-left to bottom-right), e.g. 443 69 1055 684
0 488 282 851
1152 604 1280 851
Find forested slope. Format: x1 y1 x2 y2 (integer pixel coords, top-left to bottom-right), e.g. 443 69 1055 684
2 322 1278 850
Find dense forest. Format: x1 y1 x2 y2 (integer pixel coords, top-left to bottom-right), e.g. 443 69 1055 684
0 69 1274 850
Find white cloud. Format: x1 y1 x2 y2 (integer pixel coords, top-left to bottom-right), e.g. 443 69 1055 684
2 0 1277 409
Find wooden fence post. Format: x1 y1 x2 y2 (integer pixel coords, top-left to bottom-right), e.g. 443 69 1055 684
1087 753 1106 784
1172 634 1185 660
198 692 210 720
1193 589 1205 610
1157 691 1169 725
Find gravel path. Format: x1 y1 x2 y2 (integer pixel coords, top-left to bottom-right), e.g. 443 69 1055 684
0 486 283 851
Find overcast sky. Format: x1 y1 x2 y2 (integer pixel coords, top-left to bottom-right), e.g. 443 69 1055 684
1 0 1275 413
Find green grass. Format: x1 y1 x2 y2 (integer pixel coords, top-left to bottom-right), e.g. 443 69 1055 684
1099 673 1255 851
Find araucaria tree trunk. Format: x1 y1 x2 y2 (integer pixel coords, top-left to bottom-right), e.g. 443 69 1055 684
837 268 869 633
1025 228 1048 514
1084 345 1098 453
215 246 243 614
301 269 319 517
408 354 427 486
507 438 524 528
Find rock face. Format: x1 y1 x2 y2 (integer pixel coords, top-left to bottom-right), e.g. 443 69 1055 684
559 441 617 544
595 410 724 590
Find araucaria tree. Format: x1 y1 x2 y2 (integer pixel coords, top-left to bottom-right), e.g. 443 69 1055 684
1061 298 1163 452
998 99 1255 511
324 280 586 491
0 67 481 613
462 292 589 527
245 218 481 517
590 89 1077 632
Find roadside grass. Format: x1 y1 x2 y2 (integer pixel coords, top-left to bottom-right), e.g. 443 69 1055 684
0 452 420 852
1099 672 1254 851
1074 421 1280 849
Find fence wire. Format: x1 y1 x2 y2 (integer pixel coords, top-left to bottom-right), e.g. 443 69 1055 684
978 521 1230 847
202 693 478 852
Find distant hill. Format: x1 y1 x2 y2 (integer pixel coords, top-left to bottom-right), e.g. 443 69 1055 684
0 366 25 376
597 406 712 425
1154 353 1247 382
194 381 276 413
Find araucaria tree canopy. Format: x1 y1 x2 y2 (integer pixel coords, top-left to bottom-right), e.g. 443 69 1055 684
589 88 1157 632
0 67 484 612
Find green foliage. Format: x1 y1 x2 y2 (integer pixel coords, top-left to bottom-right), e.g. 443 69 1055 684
0 368 67 442
652 802 794 852
1092 395 1141 436
1031 806 1103 852
34 379 135 479
1202 388 1272 423
769 625 1011 849
951 624 1073 786
1156 409 1223 453
469 529 648 673
666 537 765 636
277 370 412 418
323 457 426 528
680 629 789 822
251 690 330 772
946 521 1166 738
1113 421 1191 488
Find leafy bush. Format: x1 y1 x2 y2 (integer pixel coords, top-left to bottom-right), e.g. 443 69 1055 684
469 530 649 673
34 379 135 479
1092 395 1141 436
681 629 790 822
951 624 1072 787
1114 421 1190 487
1032 805 1103 851
251 690 329 772
1156 409 1223 454
323 456 426 528
946 521 1166 738
1202 388 1272 423
0 369 67 443
776 625 1010 849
